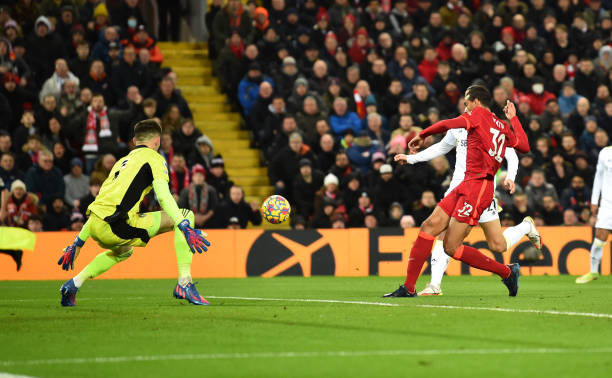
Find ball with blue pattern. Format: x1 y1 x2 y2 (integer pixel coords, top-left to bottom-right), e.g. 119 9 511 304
261 195 291 224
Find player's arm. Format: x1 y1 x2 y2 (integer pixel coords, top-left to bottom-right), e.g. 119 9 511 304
57 220 91 270
504 101 529 153
591 150 605 213
503 147 519 193
152 178 210 253
395 133 455 164
408 116 468 151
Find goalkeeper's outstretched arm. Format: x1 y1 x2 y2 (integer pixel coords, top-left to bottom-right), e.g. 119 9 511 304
152 178 184 226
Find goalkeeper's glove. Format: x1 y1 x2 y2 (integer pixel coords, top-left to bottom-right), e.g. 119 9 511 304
57 236 85 271
177 219 211 254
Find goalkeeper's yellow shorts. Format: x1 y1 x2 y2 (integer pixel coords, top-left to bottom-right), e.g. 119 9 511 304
89 212 162 250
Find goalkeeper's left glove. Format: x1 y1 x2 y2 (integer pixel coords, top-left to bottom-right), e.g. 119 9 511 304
177 219 211 254
57 236 85 271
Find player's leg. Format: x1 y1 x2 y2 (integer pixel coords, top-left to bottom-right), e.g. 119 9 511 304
384 206 451 297
576 228 610 284
153 209 210 305
73 245 134 287
444 217 520 296
418 231 448 296
60 245 133 307
444 217 509 276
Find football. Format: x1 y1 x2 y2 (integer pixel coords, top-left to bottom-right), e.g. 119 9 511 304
261 195 291 224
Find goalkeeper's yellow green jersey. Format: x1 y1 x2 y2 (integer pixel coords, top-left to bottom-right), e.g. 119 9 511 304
87 146 169 222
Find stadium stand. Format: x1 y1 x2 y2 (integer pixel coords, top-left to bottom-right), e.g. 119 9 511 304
0 0 610 231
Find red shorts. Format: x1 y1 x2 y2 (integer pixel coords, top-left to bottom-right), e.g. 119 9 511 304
438 178 494 226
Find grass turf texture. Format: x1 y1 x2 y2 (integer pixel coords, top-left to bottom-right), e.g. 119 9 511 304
1 276 611 378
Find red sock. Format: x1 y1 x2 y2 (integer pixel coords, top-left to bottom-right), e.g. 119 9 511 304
403 231 436 293
454 245 510 278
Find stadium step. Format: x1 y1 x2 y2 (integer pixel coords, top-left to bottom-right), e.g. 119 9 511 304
159 42 274 230
191 103 232 113
163 65 212 77
226 167 268 177
195 120 240 130
180 86 219 96
205 130 249 140
217 149 260 160
233 176 270 186
163 58 212 68
242 186 274 196
184 94 227 103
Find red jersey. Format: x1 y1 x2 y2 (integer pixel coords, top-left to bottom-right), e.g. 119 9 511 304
420 106 529 180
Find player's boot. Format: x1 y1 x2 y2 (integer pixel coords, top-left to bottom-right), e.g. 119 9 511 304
173 282 210 305
501 263 520 297
523 216 542 250
60 278 78 307
417 283 443 296
383 285 417 298
575 272 599 284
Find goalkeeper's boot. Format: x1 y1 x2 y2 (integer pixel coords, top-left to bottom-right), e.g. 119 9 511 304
523 216 542 250
383 285 417 298
173 282 210 305
575 272 599 284
60 278 78 307
501 263 520 297
418 283 443 296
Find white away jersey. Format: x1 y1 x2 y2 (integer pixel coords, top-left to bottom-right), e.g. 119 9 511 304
592 146 612 208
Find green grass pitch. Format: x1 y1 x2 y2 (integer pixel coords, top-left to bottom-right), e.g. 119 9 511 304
1 276 612 378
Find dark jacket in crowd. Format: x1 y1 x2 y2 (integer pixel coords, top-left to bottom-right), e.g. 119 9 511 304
215 198 262 228
24 164 66 208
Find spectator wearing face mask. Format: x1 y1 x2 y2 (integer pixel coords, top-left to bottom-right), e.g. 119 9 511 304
526 78 556 115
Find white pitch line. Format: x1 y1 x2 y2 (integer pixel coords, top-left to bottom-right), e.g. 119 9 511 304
2 347 612 366
415 304 612 319
4 295 612 319
207 296 399 307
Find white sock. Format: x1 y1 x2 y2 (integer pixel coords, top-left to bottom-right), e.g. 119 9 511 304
178 275 192 287
590 238 605 274
503 220 531 250
430 240 450 287
72 271 87 288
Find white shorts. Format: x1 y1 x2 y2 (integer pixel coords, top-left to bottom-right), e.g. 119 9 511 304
595 207 612 230
444 187 499 224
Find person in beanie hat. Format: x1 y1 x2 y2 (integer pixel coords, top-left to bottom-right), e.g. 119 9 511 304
293 157 325 219
64 157 89 208
178 164 218 228
206 156 234 201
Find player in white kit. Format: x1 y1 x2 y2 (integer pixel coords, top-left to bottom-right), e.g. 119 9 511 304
576 146 612 284
396 128 542 295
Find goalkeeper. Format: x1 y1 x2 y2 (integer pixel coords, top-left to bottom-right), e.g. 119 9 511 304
58 119 211 306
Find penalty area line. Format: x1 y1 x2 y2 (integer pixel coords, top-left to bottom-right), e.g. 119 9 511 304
2 348 612 366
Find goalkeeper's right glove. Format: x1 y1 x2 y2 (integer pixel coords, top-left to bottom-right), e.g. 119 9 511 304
57 236 85 271
177 219 211 254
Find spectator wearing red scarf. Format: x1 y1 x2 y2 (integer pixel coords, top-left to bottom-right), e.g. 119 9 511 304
211 0 254 57
169 153 190 199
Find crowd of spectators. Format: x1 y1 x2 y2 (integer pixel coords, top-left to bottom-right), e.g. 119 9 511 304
209 0 612 228
0 0 263 233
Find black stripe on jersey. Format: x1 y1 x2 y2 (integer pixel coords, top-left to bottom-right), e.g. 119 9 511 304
104 163 153 224
108 219 150 244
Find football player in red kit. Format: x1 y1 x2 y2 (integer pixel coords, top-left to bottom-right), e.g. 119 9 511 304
384 84 530 298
